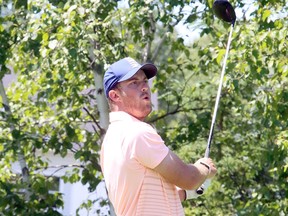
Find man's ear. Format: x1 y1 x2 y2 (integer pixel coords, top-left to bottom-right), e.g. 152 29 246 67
108 89 120 102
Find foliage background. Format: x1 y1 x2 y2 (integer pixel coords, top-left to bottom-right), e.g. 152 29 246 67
0 0 287 215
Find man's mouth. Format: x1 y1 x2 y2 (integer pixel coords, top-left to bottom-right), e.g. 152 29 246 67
142 94 150 100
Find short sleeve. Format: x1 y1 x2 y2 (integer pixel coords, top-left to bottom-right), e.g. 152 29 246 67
127 123 169 169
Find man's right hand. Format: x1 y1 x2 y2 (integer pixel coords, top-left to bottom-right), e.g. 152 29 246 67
194 157 217 179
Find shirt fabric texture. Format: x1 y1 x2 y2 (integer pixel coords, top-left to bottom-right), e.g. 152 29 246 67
100 111 184 216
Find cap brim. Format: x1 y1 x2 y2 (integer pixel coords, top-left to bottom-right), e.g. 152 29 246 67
141 63 157 79
118 63 157 82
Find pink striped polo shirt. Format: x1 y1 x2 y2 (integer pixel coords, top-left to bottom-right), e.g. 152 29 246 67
100 111 184 216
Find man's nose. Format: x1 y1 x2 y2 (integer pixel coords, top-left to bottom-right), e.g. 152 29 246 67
142 81 149 92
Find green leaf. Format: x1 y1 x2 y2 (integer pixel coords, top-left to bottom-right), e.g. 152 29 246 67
262 9 271 21
216 49 225 65
42 33 49 43
11 129 21 139
185 14 197 24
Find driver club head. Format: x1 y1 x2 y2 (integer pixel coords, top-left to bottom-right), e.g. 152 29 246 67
213 0 236 26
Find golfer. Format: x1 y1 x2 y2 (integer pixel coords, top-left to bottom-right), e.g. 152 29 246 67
100 57 217 216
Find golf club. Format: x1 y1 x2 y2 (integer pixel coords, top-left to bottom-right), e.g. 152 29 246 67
196 0 236 195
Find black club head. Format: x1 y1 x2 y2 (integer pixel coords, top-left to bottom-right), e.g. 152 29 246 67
213 0 236 26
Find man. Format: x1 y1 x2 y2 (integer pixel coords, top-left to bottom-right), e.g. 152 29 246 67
100 57 217 216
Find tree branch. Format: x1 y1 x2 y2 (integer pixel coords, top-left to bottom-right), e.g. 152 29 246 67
82 107 104 136
151 4 184 62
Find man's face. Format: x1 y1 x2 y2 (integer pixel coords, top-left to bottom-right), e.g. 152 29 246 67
115 70 152 120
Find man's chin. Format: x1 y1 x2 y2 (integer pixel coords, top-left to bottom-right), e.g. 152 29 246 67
138 108 152 120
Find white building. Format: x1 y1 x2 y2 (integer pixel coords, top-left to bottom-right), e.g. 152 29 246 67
10 151 109 216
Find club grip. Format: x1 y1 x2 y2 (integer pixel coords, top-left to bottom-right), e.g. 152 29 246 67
196 179 211 195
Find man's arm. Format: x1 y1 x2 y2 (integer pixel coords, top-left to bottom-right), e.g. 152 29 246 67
153 150 217 190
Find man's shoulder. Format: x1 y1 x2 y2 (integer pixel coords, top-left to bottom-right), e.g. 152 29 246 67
128 120 155 134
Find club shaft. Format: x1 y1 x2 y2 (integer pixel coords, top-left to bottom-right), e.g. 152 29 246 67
205 23 235 158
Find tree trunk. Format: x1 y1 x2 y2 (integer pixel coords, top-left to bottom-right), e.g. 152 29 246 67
93 68 116 216
93 68 109 132
88 43 115 215
0 77 31 200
